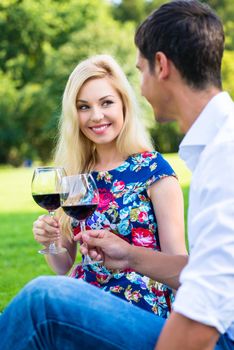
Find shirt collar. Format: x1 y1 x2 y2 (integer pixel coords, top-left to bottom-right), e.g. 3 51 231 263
179 92 233 171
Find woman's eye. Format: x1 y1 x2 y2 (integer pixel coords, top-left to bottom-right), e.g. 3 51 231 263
78 104 89 110
103 100 113 107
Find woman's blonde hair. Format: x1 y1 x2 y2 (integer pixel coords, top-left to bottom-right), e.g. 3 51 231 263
54 54 154 238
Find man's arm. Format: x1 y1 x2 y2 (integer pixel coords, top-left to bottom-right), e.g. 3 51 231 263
155 311 220 350
78 230 188 290
128 245 187 290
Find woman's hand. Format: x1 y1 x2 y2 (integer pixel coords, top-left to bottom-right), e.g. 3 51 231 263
33 215 60 247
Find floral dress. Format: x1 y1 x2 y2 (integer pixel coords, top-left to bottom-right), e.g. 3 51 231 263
71 151 177 319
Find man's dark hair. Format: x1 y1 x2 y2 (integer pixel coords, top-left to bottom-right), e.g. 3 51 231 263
135 0 224 89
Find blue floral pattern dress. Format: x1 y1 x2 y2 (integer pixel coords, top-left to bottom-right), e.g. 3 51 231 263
71 151 177 318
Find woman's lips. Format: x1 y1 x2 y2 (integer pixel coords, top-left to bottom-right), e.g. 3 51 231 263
89 124 111 134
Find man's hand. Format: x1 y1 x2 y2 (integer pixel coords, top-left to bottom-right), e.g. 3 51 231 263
74 230 132 270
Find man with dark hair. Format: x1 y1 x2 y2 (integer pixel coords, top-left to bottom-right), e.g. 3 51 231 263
131 1 234 348
0 1 233 350
135 0 224 90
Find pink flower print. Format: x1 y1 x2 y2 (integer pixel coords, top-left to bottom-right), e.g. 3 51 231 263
112 180 126 198
138 211 148 223
132 228 156 248
98 188 115 213
139 194 148 202
110 286 123 293
113 180 125 192
69 264 84 278
142 151 153 159
97 171 113 183
92 191 99 203
124 285 142 302
96 273 111 284
151 286 164 297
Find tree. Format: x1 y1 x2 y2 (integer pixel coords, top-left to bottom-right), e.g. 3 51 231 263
1 0 130 164
1 0 234 164
112 0 146 23
222 50 234 98
0 71 20 164
200 0 234 50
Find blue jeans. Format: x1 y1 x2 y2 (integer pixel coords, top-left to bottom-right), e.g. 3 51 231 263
0 276 232 350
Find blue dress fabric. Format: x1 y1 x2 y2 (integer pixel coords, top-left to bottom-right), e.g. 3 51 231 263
71 151 177 318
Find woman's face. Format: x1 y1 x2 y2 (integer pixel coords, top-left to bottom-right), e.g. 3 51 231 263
76 77 124 146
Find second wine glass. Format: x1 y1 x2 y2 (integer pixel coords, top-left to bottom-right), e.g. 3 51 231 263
60 173 100 265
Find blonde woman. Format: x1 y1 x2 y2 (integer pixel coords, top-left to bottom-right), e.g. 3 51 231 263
33 54 187 318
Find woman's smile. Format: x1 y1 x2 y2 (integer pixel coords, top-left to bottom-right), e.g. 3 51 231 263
89 123 112 135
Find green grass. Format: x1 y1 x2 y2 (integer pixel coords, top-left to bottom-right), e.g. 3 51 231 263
164 153 191 241
0 155 191 311
0 167 56 311
163 153 191 187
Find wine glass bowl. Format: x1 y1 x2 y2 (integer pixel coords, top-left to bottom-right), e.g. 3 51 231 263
32 166 67 255
32 193 61 212
60 173 100 265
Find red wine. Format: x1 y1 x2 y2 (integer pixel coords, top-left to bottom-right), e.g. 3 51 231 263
62 204 97 220
32 193 60 211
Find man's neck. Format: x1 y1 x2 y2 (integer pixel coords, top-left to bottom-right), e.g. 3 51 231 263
175 86 221 133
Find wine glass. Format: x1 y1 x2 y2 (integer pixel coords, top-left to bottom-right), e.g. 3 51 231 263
32 166 67 255
60 173 100 265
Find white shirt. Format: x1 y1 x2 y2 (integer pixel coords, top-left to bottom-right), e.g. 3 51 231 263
173 92 234 340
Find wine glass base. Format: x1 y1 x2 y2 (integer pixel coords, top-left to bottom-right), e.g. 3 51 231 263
38 247 67 255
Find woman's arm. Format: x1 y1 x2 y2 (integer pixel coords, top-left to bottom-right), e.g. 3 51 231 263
33 215 77 275
148 176 187 255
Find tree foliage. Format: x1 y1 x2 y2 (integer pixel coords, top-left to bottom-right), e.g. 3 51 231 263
0 0 137 164
1 0 234 165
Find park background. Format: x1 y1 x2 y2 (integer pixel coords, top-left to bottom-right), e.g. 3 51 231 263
0 0 233 311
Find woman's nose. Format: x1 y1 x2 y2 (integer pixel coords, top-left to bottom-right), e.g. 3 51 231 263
90 106 104 122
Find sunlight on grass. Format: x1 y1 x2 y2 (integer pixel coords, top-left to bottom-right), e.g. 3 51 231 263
0 166 43 213
164 153 191 186
0 155 191 214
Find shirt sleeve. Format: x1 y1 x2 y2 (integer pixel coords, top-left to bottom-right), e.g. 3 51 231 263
173 142 234 334
140 151 177 188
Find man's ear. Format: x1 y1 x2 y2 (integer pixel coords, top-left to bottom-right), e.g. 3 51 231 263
155 52 170 79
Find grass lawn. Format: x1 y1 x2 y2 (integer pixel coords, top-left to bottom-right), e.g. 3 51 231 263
0 154 191 311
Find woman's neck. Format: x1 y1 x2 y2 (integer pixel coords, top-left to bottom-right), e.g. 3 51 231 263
94 144 126 172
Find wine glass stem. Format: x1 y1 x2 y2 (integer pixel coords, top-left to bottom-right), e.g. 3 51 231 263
48 211 56 250
80 220 87 250
80 220 86 232
80 220 91 265
80 221 102 265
